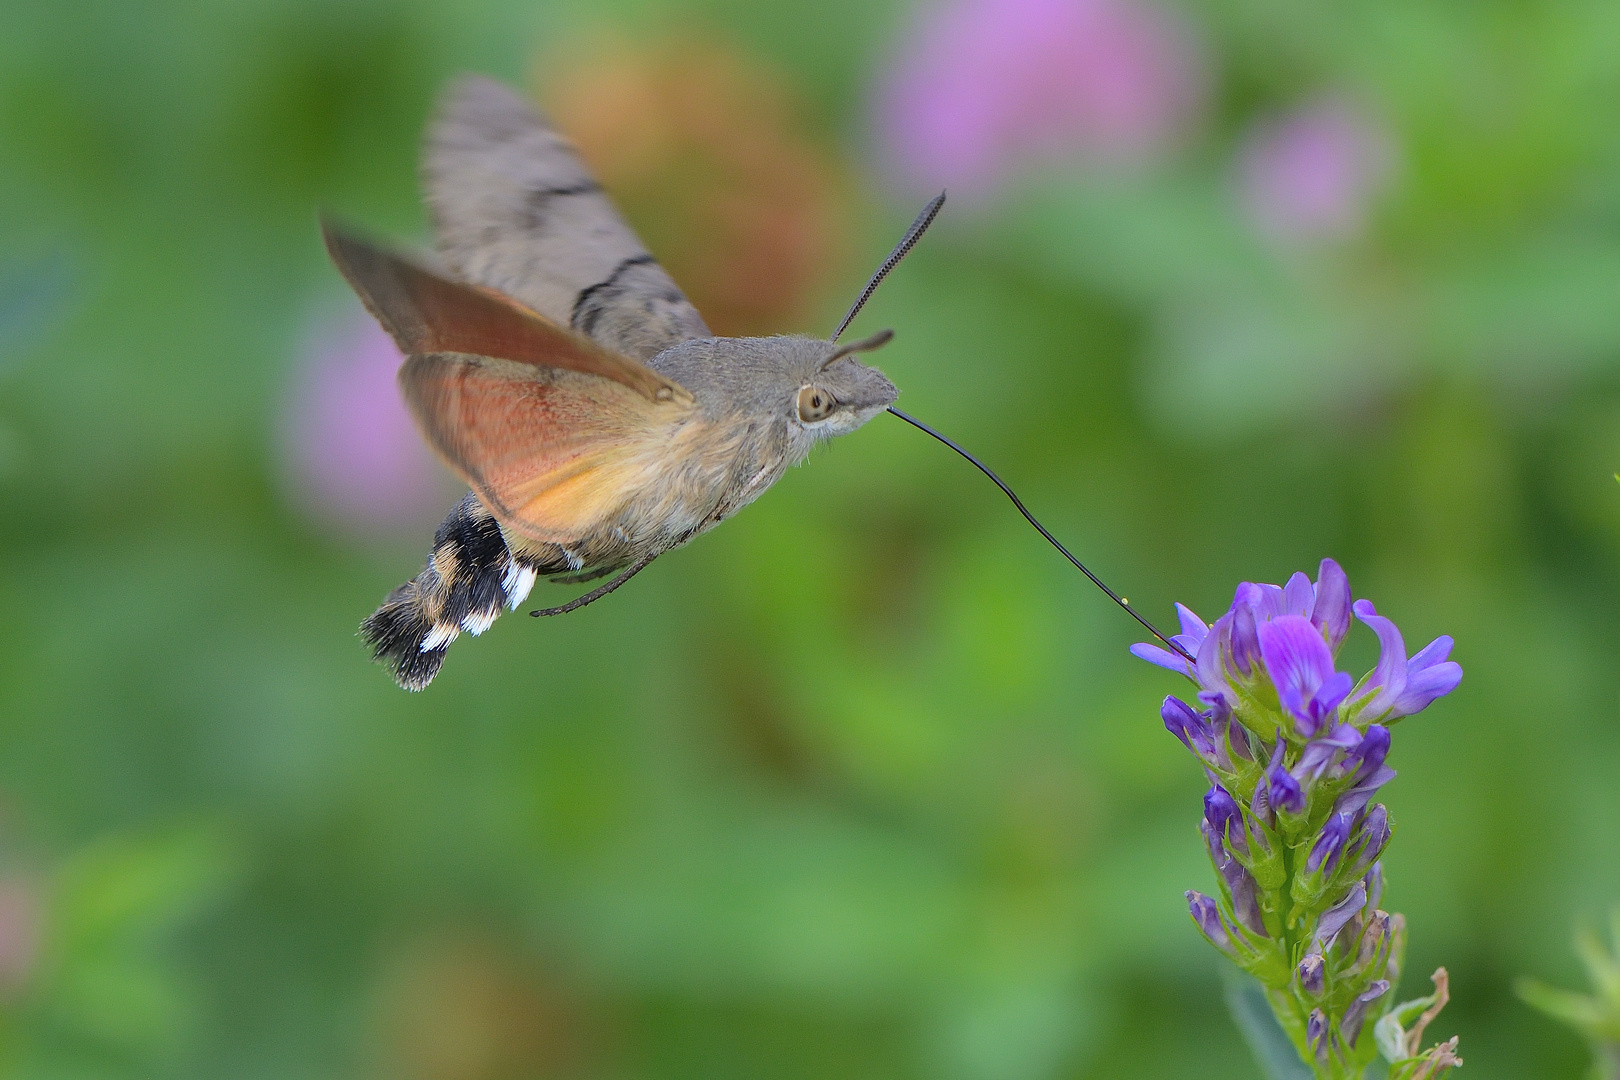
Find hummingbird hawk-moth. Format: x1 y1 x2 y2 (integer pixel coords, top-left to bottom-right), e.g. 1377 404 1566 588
326 75 934 690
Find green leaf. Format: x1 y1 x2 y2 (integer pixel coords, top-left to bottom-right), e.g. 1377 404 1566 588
1223 970 1312 1080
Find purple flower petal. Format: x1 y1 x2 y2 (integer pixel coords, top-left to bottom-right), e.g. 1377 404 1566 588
1334 766 1395 818
1195 613 1235 703
1294 723 1361 785
1131 642 1192 678
1282 571 1314 618
1342 724 1390 784
1252 582 1288 620
1174 602 1209 646
1390 636 1463 716
1257 614 1345 734
1230 598 1261 676
1161 695 1200 750
1307 670 1354 733
1314 879 1367 950
1349 599 1408 717
1162 696 1227 767
1311 559 1351 653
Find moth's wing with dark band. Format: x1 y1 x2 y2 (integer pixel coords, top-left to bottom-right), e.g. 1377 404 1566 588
321 221 692 405
321 222 697 544
424 74 711 361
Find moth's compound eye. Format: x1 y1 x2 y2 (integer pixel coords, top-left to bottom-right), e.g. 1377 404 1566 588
796 385 836 423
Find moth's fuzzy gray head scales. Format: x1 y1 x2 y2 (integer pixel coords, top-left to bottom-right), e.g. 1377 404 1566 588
649 333 897 439
800 353 897 437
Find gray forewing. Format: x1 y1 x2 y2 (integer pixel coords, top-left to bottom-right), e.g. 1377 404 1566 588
423 75 711 361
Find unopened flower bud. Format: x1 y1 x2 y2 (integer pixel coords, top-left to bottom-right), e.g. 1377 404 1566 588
1163 696 1230 769
1186 891 1233 954
1267 742 1306 817
1355 910 1393 973
1306 811 1353 875
1346 724 1390 783
1203 785 1248 858
1307 1008 1331 1061
1297 953 1325 998
1340 979 1390 1046
1313 881 1367 953
1346 804 1392 878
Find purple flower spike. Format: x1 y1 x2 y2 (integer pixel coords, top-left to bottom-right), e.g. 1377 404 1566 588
1350 600 1463 722
1306 811 1354 875
1340 979 1391 1045
1266 741 1306 816
1186 891 1232 953
1314 880 1367 951
1204 785 1248 857
1257 615 1352 736
1297 953 1325 996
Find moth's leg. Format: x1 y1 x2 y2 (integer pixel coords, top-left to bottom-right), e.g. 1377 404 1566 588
529 554 655 617
546 565 620 585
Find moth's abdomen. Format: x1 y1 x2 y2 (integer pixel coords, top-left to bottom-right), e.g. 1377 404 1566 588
360 493 538 690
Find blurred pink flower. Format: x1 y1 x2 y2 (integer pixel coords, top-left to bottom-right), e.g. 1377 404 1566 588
1238 97 1396 244
872 0 1205 200
280 307 457 538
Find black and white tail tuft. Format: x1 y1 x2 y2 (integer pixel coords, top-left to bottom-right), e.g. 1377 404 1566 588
359 494 538 690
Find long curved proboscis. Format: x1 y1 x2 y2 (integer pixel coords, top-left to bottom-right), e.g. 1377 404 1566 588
887 407 1193 662
830 192 947 343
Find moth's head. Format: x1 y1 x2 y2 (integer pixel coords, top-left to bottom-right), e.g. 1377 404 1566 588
793 329 898 437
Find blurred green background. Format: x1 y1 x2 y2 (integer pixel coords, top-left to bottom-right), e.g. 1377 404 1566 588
2 0 1619 1076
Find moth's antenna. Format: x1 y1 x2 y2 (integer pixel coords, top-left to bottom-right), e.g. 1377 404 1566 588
831 192 946 343
887 407 1193 662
